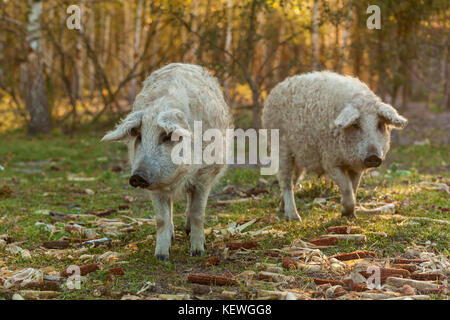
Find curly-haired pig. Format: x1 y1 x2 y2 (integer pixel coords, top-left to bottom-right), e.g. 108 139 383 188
102 63 233 260
262 71 407 221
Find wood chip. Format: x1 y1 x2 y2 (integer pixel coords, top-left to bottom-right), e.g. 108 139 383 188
109 266 125 276
60 263 100 277
410 273 443 281
343 279 368 292
187 273 237 286
360 267 411 281
313 278 345 286
18 290 59 300
205 256 220 266
282 257 297 270
226 240 258 250
321 234 367 243
22 280 61 291
392 258 428 264
308 236 339 246
87 209 117 217
258 271 295 283
221 290 237 299
359 292 398 299
385 295 431 300
332 251 376 261
42 240 70 249
391 264 418 273
326 226 361 234
385 277 440 290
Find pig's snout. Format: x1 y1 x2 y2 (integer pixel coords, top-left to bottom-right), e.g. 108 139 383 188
129 172 150 188
364 154 382 168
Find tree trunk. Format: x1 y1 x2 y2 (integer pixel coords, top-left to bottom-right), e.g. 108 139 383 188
73 0 84 101
100 7 111 99
338 0 353 73
250 80 261 130
333 18 340 71
128 0 144 105
275 10 286 82
311 0 320 70
376 29 386 100
186 0 199 63
24 0 51 135
352 11 362 77
149 17 161 68
88 1 95 99
223 0 233 101
197 0 211 63
121 1 131 87
442 39 449 110
242 0 261 129
0 9 4 86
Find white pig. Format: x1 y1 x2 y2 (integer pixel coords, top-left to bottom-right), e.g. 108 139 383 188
102 63 233 260
262 71 407 221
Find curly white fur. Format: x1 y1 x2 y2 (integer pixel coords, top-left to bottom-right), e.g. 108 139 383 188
262 71 407 220
103 63 233 259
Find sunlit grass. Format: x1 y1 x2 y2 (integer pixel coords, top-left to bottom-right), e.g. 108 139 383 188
0 130 448 299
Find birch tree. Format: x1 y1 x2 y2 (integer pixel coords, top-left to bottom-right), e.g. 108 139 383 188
223 0 233 101
128 0 144 104
185 0 199 63
337 0 352 73
24 0 51 134
275 8 286 82
88 2 95 99
73 0 84 101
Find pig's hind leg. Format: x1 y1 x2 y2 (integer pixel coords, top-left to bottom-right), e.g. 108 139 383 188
278 148 302 221
278 167 303 213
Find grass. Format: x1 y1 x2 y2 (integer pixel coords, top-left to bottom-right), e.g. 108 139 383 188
0 128 448 300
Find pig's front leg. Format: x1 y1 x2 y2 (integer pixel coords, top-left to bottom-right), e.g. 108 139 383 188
187 185 210 256
151 193 174 261
348 170 362 198
328 167 356 218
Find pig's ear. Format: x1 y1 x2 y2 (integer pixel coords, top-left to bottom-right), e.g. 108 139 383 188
101 111 144 142
377 103 408 130
157 110 191 137
334 103 360 129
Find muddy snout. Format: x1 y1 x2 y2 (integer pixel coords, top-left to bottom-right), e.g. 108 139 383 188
364 154 382 168
129 171 150 188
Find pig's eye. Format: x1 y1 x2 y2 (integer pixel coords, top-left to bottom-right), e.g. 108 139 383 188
159 132 173 144
377 121 385 131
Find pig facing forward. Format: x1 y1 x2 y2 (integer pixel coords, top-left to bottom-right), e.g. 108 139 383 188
262 71 407 221
102 63 233 260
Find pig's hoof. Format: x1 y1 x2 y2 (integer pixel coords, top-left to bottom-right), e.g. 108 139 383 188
190 250 204 257
341 212 357 219
285 213 302 222
155 254 169 261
